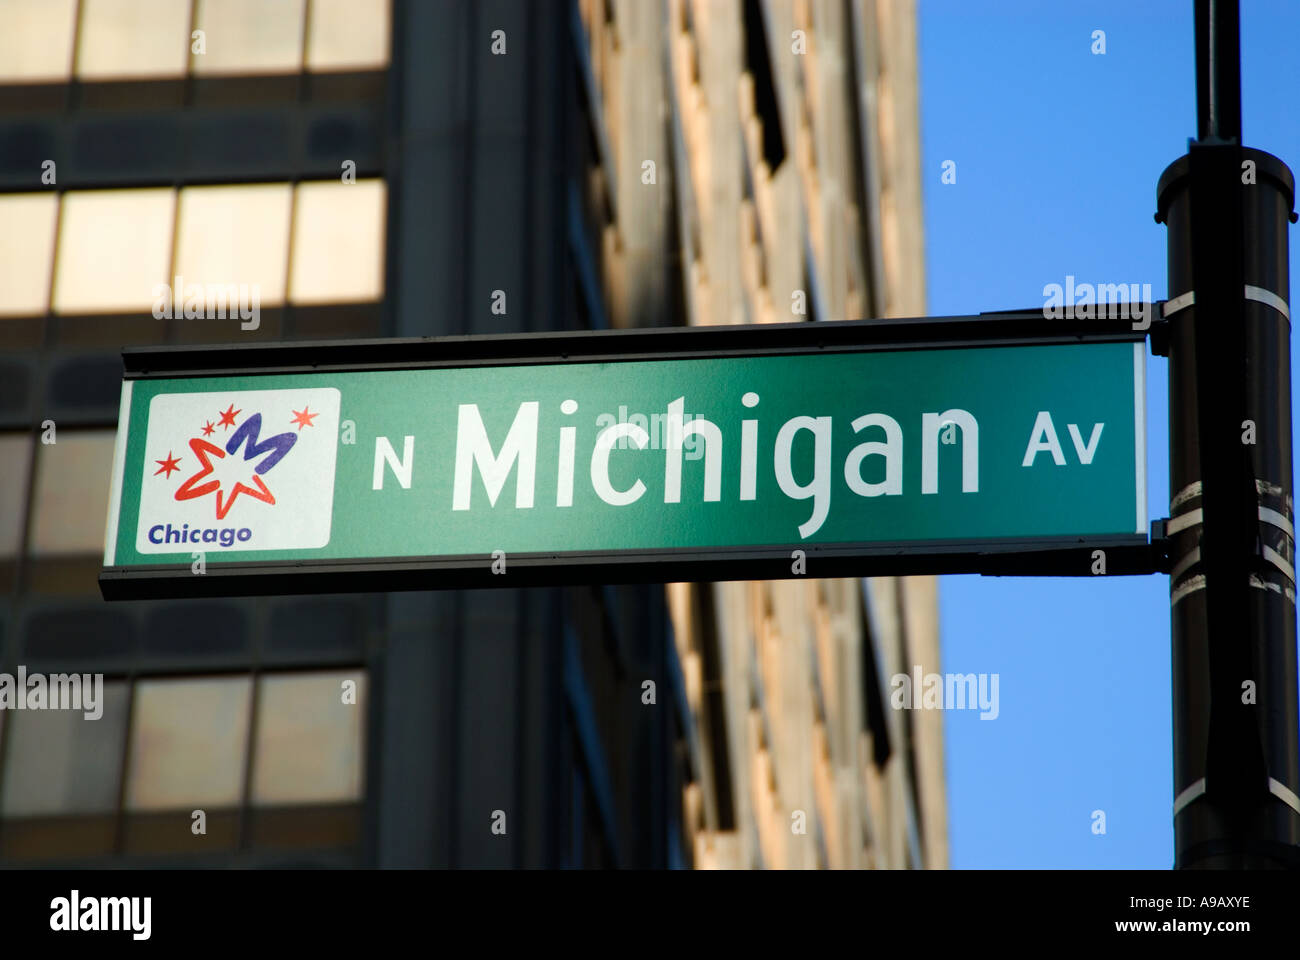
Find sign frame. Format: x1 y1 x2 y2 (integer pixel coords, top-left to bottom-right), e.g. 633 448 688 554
99 309 1165 600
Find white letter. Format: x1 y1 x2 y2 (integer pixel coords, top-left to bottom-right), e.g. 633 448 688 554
82 673 102 721
1022 411 1066 466
1067 423 1104 464
133 898 151 941
50 898 70 932
922 410 979 492
741 392 760 499
890 673 911 710
1042 282 1064 320
844 413 902 497
453 403 538 509
774 416 832 538
591 423 648 506
373 436 415 489
557 433 576 507
152 281 171 320
239 283 260 331
557 399 578 506
980 674 1000 720
663 397 722 503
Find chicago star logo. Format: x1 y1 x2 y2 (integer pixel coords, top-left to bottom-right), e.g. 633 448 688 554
152 401 320 520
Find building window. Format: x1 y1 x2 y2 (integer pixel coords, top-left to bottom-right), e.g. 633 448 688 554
306 0 392 72
0 0 79 83
192 0 307 76
250 671 366 806
126 675 253 811
1 680 130 818
0 0 393 85
53 189 176 315
0 194 59 317
289 179 387 305
174 183 294 305
29 430 117 557
76 0 192 81
0 433 33 560
0 668 368 863
2 179 386 320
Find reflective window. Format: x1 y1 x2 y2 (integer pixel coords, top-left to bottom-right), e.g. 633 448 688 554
251 670 366 805
0 0 78 83
289 179 386 304
192 0 306 75
126 676 252 810
76 0 192 80
53 188 175 315
307 0 391 72
0 434 33 557
1 682 129 816
2 0 392 85
47 182 391 314
174 183 292 305
0 194 59 317
29 431 117 556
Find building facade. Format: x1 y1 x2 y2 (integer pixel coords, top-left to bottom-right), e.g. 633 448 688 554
0 0 943 868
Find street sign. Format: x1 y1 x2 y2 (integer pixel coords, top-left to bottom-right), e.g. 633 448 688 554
100 314 1151 599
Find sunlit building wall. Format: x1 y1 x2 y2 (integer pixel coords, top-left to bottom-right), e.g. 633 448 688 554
574 0 947 868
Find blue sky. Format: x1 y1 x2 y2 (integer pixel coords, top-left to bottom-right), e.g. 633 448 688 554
918 0 1300 867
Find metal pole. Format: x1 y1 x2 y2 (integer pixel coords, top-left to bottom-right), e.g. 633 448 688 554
1158 0 1300 868
1194 0 1241 142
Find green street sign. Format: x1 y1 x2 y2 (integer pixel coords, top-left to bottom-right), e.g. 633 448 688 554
99 316 1151 599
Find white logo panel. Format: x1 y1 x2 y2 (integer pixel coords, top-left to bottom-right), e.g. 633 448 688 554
135 388 340 553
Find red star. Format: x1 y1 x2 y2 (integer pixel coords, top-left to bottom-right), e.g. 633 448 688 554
290 406 318 431
201 420 215 437
174 439 224 503
173 437 276 520
154 451 182 478
215 474 276 520
217 404 241 431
